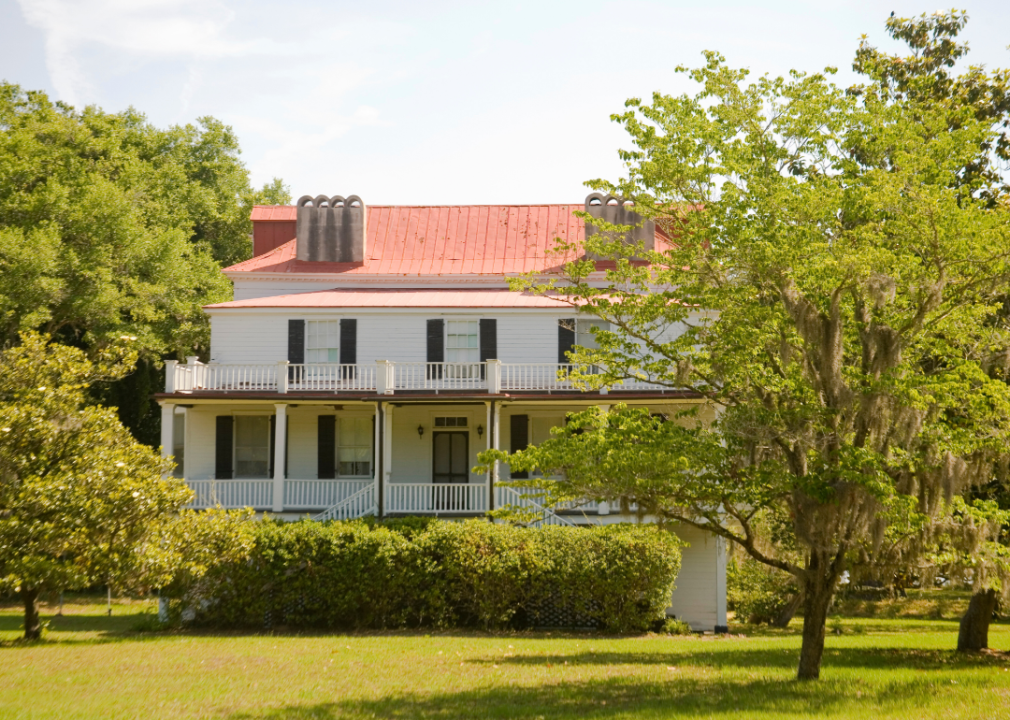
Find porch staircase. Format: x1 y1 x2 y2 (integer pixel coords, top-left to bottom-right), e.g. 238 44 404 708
494 486 577 528
312 485 377 521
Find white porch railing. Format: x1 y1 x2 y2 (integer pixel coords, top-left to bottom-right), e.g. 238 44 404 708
167 360 671 394
392 362 487 392
386 482 489 514
501 363 579 391
284 479 372 509
186 480 274 509
288 364 377 392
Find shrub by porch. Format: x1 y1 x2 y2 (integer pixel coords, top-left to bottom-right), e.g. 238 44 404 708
168 519 681 633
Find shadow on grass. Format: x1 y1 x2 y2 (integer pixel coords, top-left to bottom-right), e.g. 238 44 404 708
471 645 1007 672
0 610 163 646
221 674 994 720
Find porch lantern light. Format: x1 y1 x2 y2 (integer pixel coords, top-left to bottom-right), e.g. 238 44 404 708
476 424 484 438
417 424 424 439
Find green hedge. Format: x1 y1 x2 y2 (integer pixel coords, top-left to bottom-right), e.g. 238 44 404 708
171 519 681 633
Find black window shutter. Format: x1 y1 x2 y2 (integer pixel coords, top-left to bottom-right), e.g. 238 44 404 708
558 319 575 364
288 319 305 383
426 319 444 379
318 415 336 479
479 319 497 361
339 319 357 364
479 318 497 379
340 318 357 379
288 319 305 364
510 414 529 479
215 416 233 480
269 414 276 478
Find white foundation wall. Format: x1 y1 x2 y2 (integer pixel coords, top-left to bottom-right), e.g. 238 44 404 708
668 524 728 631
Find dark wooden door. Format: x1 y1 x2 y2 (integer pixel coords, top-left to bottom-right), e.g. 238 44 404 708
432 432 469 510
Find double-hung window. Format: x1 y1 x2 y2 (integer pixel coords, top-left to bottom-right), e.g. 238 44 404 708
306 320 340 363
446 320 479 377
234 415 270 478
338 417 372 477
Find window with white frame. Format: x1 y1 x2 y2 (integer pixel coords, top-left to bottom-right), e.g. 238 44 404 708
306 320 340 363
234 415 270 478
338 417 372 477
446 320 479 363
434 416 468 428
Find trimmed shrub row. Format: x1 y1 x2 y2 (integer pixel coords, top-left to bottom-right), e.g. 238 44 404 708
170 519 682 633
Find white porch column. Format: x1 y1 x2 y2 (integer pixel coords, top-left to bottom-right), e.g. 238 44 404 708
487 359 501 394
485 401 493 509
272 404 287 513
276 360 289 394
492 401 500 511
382 403 394 509
597 403 611 515
164 360 178 393
373 401 382 515
159 403 175 478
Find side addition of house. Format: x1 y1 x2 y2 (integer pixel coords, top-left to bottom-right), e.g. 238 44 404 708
155 194 728 631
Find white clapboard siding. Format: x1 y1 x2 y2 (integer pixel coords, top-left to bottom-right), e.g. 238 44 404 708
495 314 562 364
210 314 288 364
668 524 726 631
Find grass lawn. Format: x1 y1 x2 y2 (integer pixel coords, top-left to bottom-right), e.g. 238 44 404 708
0 593 1007 719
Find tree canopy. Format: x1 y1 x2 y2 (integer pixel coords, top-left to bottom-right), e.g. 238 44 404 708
483 18 1010 679
0 83 289 359
0 333 251 639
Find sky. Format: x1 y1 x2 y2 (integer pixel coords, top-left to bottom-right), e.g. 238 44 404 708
2 0 1010 205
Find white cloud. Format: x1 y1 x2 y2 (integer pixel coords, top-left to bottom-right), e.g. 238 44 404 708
16 0 269 105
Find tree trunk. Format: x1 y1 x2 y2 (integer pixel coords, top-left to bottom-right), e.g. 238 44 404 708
957 589 998 652
22 587 41 641
771 591 803 628
797 570 836 680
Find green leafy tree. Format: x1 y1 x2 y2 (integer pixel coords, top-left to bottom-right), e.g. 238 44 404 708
0 332 249 639
0 83 289 443
482 52 1010 678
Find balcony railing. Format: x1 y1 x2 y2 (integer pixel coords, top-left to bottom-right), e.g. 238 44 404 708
166 360 669 395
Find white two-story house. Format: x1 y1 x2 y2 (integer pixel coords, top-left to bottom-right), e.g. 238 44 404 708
156 193 727 631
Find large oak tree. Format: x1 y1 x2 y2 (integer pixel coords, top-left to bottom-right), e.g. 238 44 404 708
484 45 1010 679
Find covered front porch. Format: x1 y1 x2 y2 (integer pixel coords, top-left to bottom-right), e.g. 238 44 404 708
159 397 705 520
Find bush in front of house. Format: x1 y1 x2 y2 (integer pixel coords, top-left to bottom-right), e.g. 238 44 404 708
726 555 800 626
169 519 681 633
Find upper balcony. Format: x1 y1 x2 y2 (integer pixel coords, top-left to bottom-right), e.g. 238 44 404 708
164 359 669 395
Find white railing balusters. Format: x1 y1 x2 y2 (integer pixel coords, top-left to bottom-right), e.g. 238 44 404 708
165 362 665 394
385 482 488 514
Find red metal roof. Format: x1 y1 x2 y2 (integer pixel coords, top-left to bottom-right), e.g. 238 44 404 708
230 204 668 276
205 288 575 310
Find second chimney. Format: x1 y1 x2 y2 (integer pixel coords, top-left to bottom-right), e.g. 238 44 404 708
584 193 655 258
295 194 367 263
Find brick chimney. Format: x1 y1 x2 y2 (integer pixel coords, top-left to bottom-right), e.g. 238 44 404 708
584 193 655 258
295 195 367 263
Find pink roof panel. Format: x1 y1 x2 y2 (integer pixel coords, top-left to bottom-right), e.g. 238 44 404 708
229 204 606 276
205 288 574 310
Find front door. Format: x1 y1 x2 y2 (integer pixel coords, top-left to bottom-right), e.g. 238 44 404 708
432 431 469 510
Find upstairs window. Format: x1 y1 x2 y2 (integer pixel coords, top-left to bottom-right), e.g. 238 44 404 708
339 417 372 477
446 320 479 363
306 320 340 363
